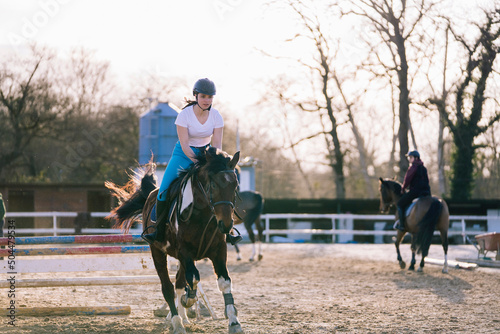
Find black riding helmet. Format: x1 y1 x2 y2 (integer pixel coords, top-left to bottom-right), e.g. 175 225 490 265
406 150 420 159
193 78 216 111
193 78 216 96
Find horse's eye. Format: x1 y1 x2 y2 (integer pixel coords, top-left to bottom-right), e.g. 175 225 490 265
211 181 216 189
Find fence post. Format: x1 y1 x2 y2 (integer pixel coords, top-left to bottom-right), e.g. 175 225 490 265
331 215 336 244
53 213 58 236
265 216 270 243
461 218 466 244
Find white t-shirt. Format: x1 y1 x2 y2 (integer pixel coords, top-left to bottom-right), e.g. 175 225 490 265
175 105 224 147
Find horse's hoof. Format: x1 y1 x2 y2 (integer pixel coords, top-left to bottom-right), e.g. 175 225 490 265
417 267 423 273
181 295 197 308
171 315 187 334
408 265 415 271
228 322 244 334
442 268 449 274
236 257 242 261
399 261 406 269
258 254 263 261
249 258 254 262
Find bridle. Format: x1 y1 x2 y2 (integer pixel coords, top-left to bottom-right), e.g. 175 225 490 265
191 169 238 259
196 169 237 215
380 182 398 213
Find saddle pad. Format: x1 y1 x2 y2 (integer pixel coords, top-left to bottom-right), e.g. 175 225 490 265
179 178 193 214
405 201 417 217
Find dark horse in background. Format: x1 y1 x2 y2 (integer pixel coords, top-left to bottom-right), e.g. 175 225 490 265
379 178 449 273
106 148 244 334
233 190 264 261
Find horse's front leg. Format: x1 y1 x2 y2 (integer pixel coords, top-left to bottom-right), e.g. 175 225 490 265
212 255 244 334
174 265 190 324
151 247 186 334
178 257 200 309
395 230 406 269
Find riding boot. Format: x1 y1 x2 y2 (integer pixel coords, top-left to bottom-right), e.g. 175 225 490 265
142 200 168 244
394 206 406 231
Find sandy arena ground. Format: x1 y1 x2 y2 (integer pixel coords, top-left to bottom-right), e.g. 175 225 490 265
1 242 499 334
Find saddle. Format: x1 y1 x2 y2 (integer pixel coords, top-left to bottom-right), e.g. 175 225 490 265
404 195 432 217
152 175 194 225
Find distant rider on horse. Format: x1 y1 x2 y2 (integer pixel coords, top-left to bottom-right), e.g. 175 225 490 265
394 150 431 231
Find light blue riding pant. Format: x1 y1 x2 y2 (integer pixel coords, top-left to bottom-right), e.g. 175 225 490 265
157 141 207 201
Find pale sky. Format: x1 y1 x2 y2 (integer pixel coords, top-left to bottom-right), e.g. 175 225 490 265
1 0 495 172
0 0 301 115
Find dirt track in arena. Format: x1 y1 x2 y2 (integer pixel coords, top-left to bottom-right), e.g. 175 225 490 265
2 243 499 334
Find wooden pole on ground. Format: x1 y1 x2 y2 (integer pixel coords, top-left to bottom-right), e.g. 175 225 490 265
5 306 131 317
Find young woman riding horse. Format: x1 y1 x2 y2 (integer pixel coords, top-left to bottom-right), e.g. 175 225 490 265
107 148 244 334
143 78 241 246
379 149 449 273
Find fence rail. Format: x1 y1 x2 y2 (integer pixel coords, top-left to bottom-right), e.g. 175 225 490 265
3 211 499 243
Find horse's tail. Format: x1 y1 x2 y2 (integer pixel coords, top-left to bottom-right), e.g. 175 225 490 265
106 164 157 233
415 198 443 256
244 192 264 227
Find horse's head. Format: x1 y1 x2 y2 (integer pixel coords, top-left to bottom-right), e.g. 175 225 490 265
196 147 240 235
378 177 401 213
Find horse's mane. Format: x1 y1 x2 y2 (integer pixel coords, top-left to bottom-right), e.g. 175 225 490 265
165 147 234 202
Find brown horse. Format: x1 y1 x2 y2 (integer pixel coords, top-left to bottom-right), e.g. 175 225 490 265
107 148 244 334
378 178 449 273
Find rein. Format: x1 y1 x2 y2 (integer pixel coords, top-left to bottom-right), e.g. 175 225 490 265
188 169 237 259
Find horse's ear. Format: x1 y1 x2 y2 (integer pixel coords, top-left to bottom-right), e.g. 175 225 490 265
379 177 384 183
228 151 240 169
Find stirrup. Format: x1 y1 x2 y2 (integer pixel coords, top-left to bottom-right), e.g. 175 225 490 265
393 220 405 231
393 220 400 230
141 225 157 244
227 234 243 245
227 228 243 245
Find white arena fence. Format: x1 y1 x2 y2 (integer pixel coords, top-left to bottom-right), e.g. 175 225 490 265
3 212 499 244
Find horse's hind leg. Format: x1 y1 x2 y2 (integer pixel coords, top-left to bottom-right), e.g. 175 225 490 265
245 220 257 261
151 247 186 334
234 244 241 261
440 228 449 273
395 231 406 269
211 255 244 334
409 235 417 271
255 217 264 261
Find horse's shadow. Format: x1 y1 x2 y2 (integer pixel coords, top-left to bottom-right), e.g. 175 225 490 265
392 272 473 304
227 260 261 274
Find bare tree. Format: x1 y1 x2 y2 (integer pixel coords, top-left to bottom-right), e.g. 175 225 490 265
0 46 63 180
427 24 451 196
344 0 438 180
264 0 377 198
440 8 500 200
